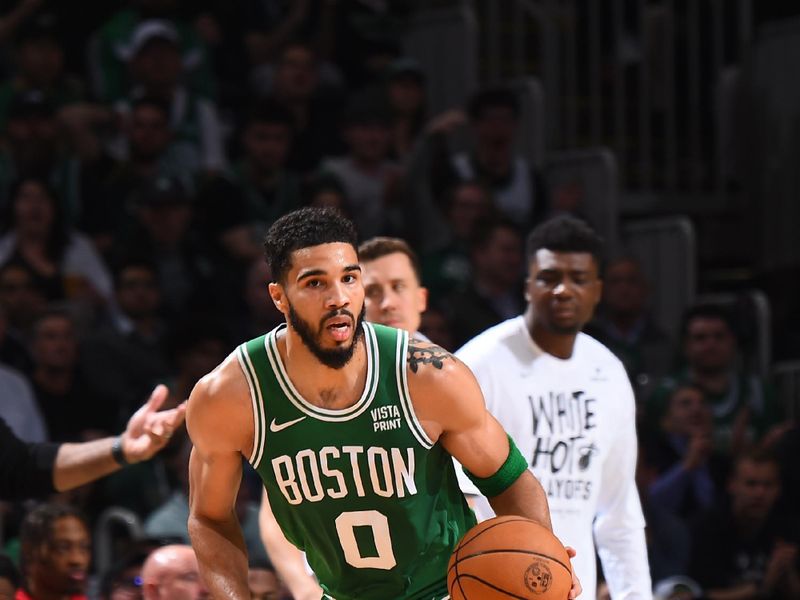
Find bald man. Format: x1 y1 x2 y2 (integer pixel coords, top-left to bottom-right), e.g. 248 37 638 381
141 545 208 600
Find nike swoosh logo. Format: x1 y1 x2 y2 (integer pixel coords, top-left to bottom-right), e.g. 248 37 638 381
269 416 307 433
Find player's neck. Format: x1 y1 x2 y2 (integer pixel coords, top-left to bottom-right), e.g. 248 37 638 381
279 331 369 410
525 310 577 360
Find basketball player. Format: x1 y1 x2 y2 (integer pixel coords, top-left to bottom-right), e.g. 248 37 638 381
187 208 579 600
257 236 430 599
457 216 651 599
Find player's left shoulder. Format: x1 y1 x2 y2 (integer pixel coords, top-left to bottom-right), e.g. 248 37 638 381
407 336 464 381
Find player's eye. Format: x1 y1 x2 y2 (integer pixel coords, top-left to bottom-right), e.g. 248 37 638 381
342 274 357 284
537 273 558 285
393 282 406 292
306 279 323 288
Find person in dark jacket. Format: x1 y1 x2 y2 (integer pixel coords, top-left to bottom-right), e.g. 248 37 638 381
0 384 184 500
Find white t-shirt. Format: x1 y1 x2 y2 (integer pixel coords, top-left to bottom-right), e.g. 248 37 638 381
457 316 652 600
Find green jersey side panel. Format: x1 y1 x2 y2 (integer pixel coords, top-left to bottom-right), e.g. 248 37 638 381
238 323 475 600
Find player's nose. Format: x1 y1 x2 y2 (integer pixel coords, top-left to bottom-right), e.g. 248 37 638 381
326 280 350 308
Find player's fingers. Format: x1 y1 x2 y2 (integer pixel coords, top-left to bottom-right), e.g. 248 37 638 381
144 384 169 412
167 401 188 426
568 569 582 599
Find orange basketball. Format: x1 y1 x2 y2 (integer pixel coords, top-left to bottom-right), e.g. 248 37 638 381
447 516 572 599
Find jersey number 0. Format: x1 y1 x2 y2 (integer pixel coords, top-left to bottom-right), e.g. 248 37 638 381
334 510 397 570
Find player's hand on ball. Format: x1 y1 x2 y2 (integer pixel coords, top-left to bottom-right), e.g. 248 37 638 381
565 547 582 599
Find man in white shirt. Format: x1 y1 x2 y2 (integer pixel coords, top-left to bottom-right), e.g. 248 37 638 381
457 216 652 599
257 236 429 599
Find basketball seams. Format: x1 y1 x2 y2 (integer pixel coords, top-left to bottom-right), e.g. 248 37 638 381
452 574 537 600
450 548 572 577
459 517 537 548
447 516 572 600
455 548 467 600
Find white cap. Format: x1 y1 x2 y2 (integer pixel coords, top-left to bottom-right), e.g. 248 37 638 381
653 575 702 600
119 19 179 61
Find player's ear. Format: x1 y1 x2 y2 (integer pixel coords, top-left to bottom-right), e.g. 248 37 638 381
268 282 289 315
524 277 531 302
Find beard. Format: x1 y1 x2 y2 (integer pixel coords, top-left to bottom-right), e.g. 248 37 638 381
287 303 366 369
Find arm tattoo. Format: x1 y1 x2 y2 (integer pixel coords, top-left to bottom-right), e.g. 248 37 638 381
407 340 456 373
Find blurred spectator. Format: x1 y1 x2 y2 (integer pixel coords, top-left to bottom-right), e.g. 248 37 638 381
0 12 83 130
643 384 728 521
0 177 113 314
327 0 414 88
359 236 428 335
0 359 46 442
87 96 194 255
303 172 349 214
270 40 344 172
447 218 525 349
0 0 44 45
80 259 170 429
649 304 782 454
245 1 342 93
768 423 800 519
0 553 20 598
230 259 283 343
418 304 455 351
29 309 113 441
90 0 216 102
420 179 492 303
451 87 549 228
229 99 302 239
0 261 46 354
17 503 91 600
243 0 334 66
111 176 219 318
636 443 692 586
652 576 703 600
0 91 75 215
99 548 148 600
111 19 225 174
321 96 401 239
140 544 209 600
165 318 230 403
585 255 673 400
143 435 268 566
689 450 800 599
247 561 283 600
384 57 427 162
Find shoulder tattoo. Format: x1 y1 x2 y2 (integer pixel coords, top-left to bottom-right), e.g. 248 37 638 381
407 339 457 373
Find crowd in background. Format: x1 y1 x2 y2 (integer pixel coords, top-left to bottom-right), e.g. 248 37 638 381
0 1 797 599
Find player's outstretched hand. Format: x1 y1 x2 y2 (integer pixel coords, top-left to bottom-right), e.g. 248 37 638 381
565 546 583 598
121 384 187 463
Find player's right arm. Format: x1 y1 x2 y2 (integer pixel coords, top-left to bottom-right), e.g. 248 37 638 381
258 490 323 600
186 357 253 599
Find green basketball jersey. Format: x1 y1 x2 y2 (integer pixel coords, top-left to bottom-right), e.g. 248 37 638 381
237 322 475 600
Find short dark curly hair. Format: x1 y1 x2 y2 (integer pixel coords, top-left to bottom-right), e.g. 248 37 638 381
264 207 358 283
20 503 88 573
526 215 604 267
